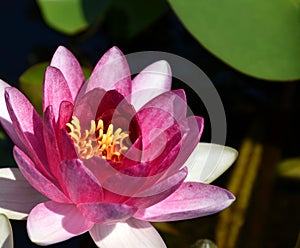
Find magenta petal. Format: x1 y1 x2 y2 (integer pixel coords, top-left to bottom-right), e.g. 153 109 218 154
90 218 166 248
27 201 94 245
50 46 85 101
124 168 187 208
0 80 24 150
74 88 106 130
57 100 74 131
77 202 136 224
43 106 61 177
43 66 73 120
133 182 235 222
5 87 50 177
13 146 71 203
86 47 131 97
59 159 103 204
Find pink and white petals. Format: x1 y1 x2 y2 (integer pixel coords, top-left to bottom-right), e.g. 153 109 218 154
87 47 131 97
90 218 167 248
133 182 235 222
77 202 136 224
27 201 94 245
50 46 85 101
184 143 238 183
131 60 172 110
13 147 71 204
0 214 13 248
0 168 46 220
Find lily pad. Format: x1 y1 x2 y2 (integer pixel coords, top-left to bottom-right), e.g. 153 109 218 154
37 0 110 35
168 0 300 81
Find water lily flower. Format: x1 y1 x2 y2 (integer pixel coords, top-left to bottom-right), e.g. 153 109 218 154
0 46 237 247
0 214 13 248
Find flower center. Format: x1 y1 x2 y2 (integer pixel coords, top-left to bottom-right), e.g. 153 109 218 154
66 116 129 162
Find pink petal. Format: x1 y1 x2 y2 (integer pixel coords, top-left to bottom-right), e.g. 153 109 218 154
57 100 74 131
86 47 131 97
50 46 85 101
124 167 187 208
73 88 106 130
13 146 71 203
43 106 61 177
0 168 46 220
163 116 204 176
43 66 73 120
77 202 136 224
5 87 50 178
133 182 235 222
59 159 103 204
131 60 172 110
0 80 24 150
90 218 166 248
27 201 94 245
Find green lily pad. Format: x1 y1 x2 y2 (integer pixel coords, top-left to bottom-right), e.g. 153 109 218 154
168 0 300 81
37 0 110 35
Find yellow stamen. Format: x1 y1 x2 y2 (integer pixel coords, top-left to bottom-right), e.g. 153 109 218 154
66 116 129 162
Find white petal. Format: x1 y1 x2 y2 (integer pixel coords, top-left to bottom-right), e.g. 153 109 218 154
27 201 94 245
131 60 172 111
0 214 13 248
0 168 47 219
184 143 238 183
90 218 166 248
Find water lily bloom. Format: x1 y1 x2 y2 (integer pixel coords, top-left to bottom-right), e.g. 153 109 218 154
0 214 13 248
0 46 237 247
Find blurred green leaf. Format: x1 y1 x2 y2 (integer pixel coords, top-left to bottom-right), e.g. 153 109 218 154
277 157 300 180
106 0 168 39
0 130 5 141
168 0 300 81
37 0 110 35
19 62 48 114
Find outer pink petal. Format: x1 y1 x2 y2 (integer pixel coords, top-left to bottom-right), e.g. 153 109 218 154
86 47 131 97
131 60 172 110
0 168 46 220
50 46 85 101
90 218 166 248
5 87 50 178
59 159 103 204
43 66 73 120
124 168 187 208
13 146 71 203
77 202 136 224
0 80 24 150
27 201 94 245
133 182 235 222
